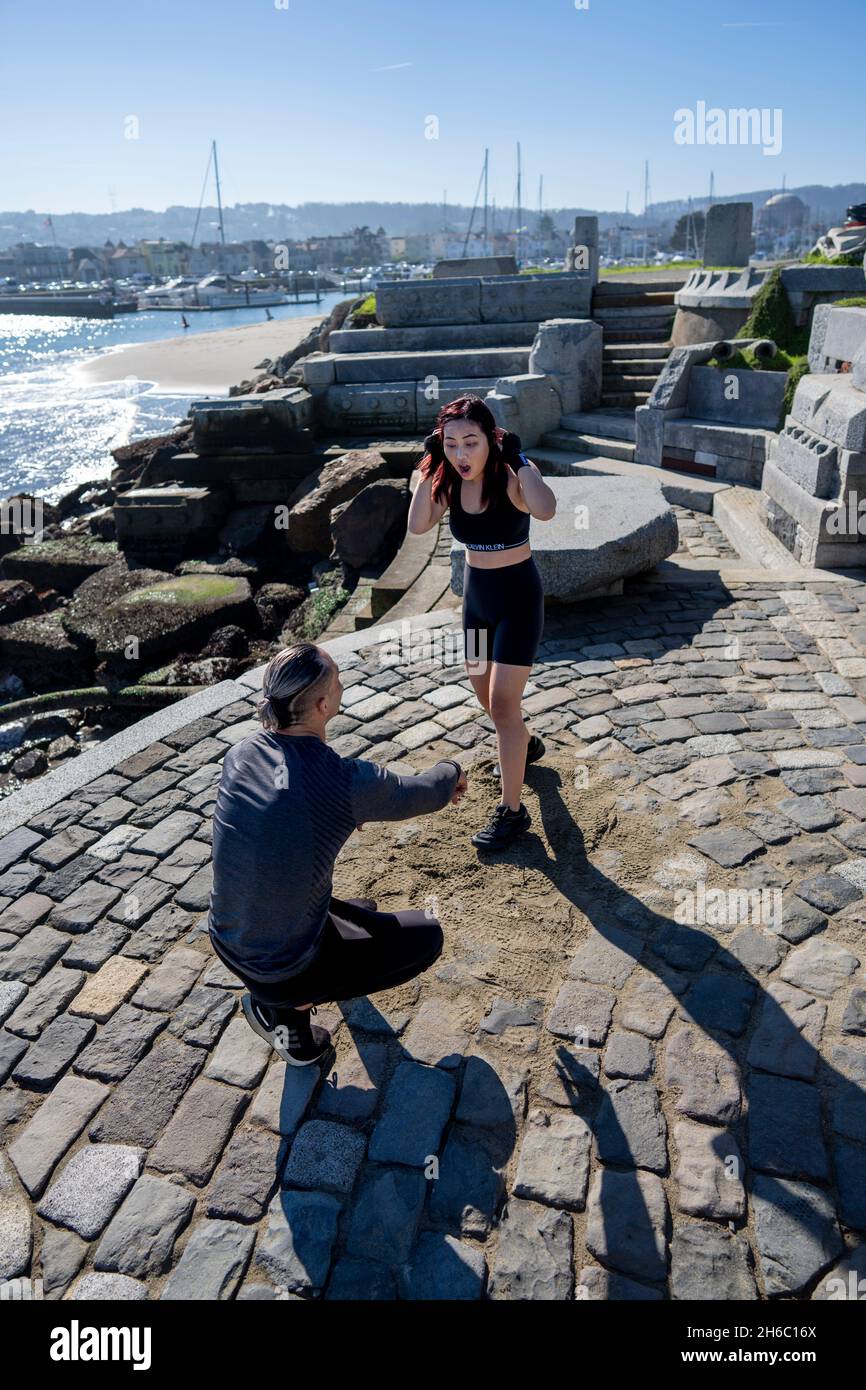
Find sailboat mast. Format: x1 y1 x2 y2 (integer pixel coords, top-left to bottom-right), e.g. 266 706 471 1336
213 140 226 252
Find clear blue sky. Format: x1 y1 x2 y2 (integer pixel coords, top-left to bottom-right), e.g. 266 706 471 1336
1 0 862 216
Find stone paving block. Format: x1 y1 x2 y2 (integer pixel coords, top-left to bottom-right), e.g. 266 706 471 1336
618 976 678 1039
130 946 204 1012
89 1034 205 1146
402 998 470 1070
204 1016 271 1089
13 1012 95 1090
455 1052 527 1129
67 957 149 1023
536 1045 600 1108
4 965 83 1038
73 1003 168 1082
679 972 756 1038
256 1189 342 1295
832 1140 866 1231
835 788 866 819
30 825 100 870
0 1029 29 1085
0 981 27 1027
746 981 826 1081
595 1078 668 1173
513 1108 591 1209
748 1073 828 1182
751 1174 844 1296
69 1272 149 1299
282 1118 366 1196
207 1125 286 1223
577 1264 664 1300
672 1119 745 1220
167 984 235 1047
841 986 866 1037
47 882 122 934
0 826 43 874
36 1143 145 1240
487 1197 573 1300
546 979 616 1045
567 924 643 989
161 1219 255 1300
794 872 861 914
427 1124 505 1237
398 1231 486 1300
779 936 860 998
149 1078 248 1185
0 893 53 937
603 1029 654 1079
61 923 131 973
0 925 70 985
344 1165 427 1264
687 826 764 868
324 1258 397 1301
130 812 202 858
249 1058 319 1136
0 1151 32 1279
7 1074 109 1197
665 1027 742 1124
777 795 841 833
778 889 828 945
316 1042 389 1123
584 1167 668 1284
93 1174 196 1277
40 1224 86 1296
670 1222 758 1300
368 1059 455 1167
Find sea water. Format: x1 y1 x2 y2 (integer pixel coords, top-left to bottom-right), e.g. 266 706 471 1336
0 293 348 504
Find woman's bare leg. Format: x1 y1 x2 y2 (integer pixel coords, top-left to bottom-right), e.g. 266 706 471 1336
490 661 532 812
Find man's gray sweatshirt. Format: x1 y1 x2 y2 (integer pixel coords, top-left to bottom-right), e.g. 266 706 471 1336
207 729 462 982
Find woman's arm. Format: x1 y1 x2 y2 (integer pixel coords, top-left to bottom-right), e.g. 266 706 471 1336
513 458 557 521
407 472 448 535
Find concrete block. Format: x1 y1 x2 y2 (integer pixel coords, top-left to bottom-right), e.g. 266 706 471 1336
528 318 602 414
485 374 562 446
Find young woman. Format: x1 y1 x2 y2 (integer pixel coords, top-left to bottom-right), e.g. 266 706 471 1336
408 394 557 849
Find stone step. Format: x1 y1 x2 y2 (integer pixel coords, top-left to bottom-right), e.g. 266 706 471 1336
593 305 677 322
596 277 686 296
304 345 530 386
540 429 636 463
369 491 441 619
601 391 652 408
328 321 541 354
603 343 671 362
559 410 636 441
592 290 677 308
530 443 731 514
602 328 673 345
382 562 456 623
713 485 802 571
601 372 660 390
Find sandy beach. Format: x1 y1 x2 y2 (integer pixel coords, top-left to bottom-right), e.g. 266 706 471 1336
74 314 327 395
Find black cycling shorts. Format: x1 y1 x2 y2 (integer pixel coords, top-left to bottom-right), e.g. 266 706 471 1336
461 554 545 668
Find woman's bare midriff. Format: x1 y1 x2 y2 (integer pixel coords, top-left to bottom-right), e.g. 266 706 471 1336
464 540 532 569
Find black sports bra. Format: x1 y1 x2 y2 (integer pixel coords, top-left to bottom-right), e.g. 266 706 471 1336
449 480 531 552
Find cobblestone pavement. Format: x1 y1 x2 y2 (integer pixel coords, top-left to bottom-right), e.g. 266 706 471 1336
2 567 866 1301
672 505 738 562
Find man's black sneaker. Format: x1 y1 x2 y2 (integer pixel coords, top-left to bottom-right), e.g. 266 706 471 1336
493 732 545 781
471 801 532 849
242 993 333 1067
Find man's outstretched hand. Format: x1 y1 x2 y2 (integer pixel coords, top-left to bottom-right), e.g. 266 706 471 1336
450 768 468 804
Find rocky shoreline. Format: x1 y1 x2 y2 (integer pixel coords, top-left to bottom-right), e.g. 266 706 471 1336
0 294 416 797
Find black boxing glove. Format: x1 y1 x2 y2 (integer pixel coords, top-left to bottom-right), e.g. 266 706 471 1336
500 430 530 469
423 431 443 460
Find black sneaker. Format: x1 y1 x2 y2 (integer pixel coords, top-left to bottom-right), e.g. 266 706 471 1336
493 732 545 781
471 801 532 849
242 994 333 1067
